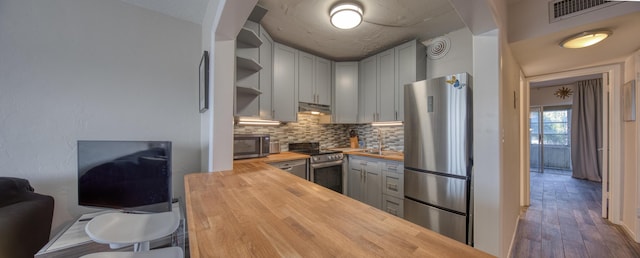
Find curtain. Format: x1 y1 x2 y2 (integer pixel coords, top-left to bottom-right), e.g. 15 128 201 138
571 78 603 182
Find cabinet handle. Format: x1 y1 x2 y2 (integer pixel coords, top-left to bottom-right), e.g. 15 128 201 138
387 183 398 191
395 111 398 120
387 207 398 215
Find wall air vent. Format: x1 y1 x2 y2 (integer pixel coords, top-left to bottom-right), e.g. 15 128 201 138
426 36 451 60
549 0 621 23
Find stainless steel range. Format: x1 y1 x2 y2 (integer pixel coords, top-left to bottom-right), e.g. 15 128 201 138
289 142 344 194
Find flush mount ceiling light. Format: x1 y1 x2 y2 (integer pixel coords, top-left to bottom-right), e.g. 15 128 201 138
560 29 611 49
330 3 363 29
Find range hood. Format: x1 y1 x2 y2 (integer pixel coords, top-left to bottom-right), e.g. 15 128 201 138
298 102 331 115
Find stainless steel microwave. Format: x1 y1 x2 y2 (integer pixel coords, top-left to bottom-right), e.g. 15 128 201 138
233 134 270 159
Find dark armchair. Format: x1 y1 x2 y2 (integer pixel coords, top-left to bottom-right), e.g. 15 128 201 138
0 177 54 258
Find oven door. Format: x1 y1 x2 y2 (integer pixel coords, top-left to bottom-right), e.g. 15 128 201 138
310 160 343 194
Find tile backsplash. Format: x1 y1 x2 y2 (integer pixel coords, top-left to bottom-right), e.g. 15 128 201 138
234 113 404 152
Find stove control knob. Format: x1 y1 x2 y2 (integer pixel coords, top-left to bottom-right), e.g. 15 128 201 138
327 156 333 160
313 157 319 161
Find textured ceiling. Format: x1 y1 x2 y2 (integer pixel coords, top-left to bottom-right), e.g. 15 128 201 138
257 0 465 61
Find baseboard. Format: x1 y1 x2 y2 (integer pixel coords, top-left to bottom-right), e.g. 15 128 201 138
506 212 522 257
620 222 639 243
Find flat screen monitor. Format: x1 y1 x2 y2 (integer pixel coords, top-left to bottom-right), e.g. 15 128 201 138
77 140 172 213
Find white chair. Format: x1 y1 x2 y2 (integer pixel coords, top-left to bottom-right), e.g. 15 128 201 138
82 211 182 258
80 246 183 258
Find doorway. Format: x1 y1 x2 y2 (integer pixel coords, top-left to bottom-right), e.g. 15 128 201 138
529 106 572 176
521 64 621 221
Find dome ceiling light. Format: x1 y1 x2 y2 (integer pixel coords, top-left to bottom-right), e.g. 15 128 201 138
330 3 363 30
560 29 612 49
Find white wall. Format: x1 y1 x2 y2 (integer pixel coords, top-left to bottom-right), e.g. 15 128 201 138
426 28 473 79
622 50 639 241
0 0 202 232
451 0 523 256
203 0 256 172
471 30 502 256
499 24 523 258
530 85 575 107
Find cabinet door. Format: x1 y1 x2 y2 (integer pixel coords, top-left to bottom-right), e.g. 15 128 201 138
395 40 426 121
315 57 332 105
359 56 377 123
334 62 358 123
298 51 315 103
259 26 273 120
273 43 298 122
363 161 382 209
383 169 404 199
377 49 396 121
382 195 404 218
348 158 364 201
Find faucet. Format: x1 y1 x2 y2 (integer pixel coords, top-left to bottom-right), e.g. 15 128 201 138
377 128 383 155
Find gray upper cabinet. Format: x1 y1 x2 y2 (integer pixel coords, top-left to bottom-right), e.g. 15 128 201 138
359 49 396 122
378 49 396 121
333 62 358 123
298 51 315 103
299 52 331 106
259 25 273 120
273 43 298 122
357 40 426 122
359 55 377 123
395 40 426 121
315 57 331 105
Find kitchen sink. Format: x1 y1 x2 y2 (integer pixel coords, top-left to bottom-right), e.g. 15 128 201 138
358 149 403 156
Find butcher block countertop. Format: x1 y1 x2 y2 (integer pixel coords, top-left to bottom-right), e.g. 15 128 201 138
232 152 310 164
332 148 405 162
184 155 492 258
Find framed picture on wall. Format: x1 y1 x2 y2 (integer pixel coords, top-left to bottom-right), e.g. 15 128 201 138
623 80 636 121
199 50 209 113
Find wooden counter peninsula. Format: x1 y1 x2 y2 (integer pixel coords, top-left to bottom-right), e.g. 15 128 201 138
184 153 493 258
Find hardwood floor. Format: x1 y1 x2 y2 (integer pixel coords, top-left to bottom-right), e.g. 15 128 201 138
511 172 640 258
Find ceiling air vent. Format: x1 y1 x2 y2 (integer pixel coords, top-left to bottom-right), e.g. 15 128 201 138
426 36 451 60
549 0 621 23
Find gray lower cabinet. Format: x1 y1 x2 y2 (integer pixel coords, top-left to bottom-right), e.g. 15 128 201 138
382 195 404 218
348 155 404 217
347 156 382 209
273 43 298 122
382 160 404 218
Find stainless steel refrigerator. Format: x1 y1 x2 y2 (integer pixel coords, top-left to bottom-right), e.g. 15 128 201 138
403 73 473 245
